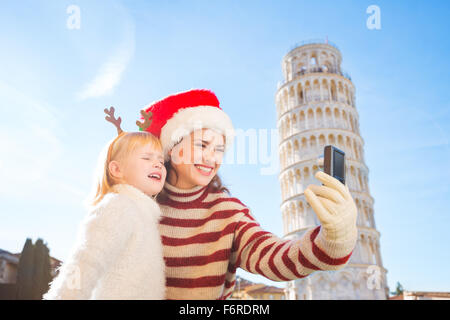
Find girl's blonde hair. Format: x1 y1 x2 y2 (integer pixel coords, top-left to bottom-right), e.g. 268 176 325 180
85 131 162 208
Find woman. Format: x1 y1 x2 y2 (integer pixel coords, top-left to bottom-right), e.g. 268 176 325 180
140 89 358 300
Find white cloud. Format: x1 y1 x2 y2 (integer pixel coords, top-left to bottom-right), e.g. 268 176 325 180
77 20 135 100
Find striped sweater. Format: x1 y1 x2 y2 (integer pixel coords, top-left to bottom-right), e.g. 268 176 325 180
157 181 356 300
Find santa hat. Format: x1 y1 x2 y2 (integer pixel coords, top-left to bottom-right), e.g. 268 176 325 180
140 89 235 161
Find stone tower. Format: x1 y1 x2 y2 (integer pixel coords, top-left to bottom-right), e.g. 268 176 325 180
276 39 388 299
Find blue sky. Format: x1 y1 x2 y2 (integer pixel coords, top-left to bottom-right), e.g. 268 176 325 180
1 0 449 294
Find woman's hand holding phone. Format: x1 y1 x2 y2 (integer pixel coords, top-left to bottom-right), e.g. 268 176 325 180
304 171 358 243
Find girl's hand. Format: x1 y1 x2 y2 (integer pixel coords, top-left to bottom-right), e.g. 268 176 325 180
304 171 358 243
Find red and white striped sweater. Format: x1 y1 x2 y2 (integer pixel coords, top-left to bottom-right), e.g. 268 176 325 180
157 182 356 300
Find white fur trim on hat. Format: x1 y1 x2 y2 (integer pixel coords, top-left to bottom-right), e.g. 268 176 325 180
160 106 235 161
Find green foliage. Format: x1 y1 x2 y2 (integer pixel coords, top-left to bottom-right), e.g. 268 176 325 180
15 238 34 299
32 239 52 299
15 238 52 300
390 282 404 296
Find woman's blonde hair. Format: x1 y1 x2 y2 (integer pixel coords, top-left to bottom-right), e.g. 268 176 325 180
85 131 162 208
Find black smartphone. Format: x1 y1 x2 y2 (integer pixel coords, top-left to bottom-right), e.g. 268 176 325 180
323 145 345 185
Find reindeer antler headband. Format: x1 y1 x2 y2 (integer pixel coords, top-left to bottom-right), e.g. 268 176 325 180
136 109 153 132
103 106 153 162
104 107 123 135
104 106 153 135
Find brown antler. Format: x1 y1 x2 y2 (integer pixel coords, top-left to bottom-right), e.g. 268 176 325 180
136 109 153 131
104 106 123 135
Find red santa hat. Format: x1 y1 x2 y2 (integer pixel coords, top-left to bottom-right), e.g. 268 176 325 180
140 89 235 161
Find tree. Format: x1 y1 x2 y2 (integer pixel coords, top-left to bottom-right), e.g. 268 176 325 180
32 239 52 299
15 238 52 300
390 282 404 296
15 238 35 299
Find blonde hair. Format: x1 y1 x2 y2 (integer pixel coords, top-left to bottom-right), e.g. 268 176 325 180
86 131 162 208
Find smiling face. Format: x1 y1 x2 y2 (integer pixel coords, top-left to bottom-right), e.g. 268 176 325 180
168 128 225 189
109 143 167 197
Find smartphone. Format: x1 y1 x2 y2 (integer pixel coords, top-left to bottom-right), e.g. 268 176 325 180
323 145 345 185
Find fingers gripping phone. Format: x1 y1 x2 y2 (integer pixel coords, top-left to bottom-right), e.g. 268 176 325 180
323 145 345 185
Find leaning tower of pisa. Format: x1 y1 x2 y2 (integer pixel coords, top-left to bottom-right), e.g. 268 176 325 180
276 39 388 300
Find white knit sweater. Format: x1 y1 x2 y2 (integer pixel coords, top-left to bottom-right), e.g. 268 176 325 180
43 184 166 300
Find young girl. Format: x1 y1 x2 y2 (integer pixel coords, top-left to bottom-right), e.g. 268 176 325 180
140 89 358 300
44 108 166 300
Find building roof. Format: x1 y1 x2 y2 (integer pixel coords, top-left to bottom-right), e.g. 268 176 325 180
0 249 19 264
388 294 404 300
234 276 285 295
389 291 450 300
246 285 285 294
235 276 256 290
404 291 450 298
0 248 61 268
